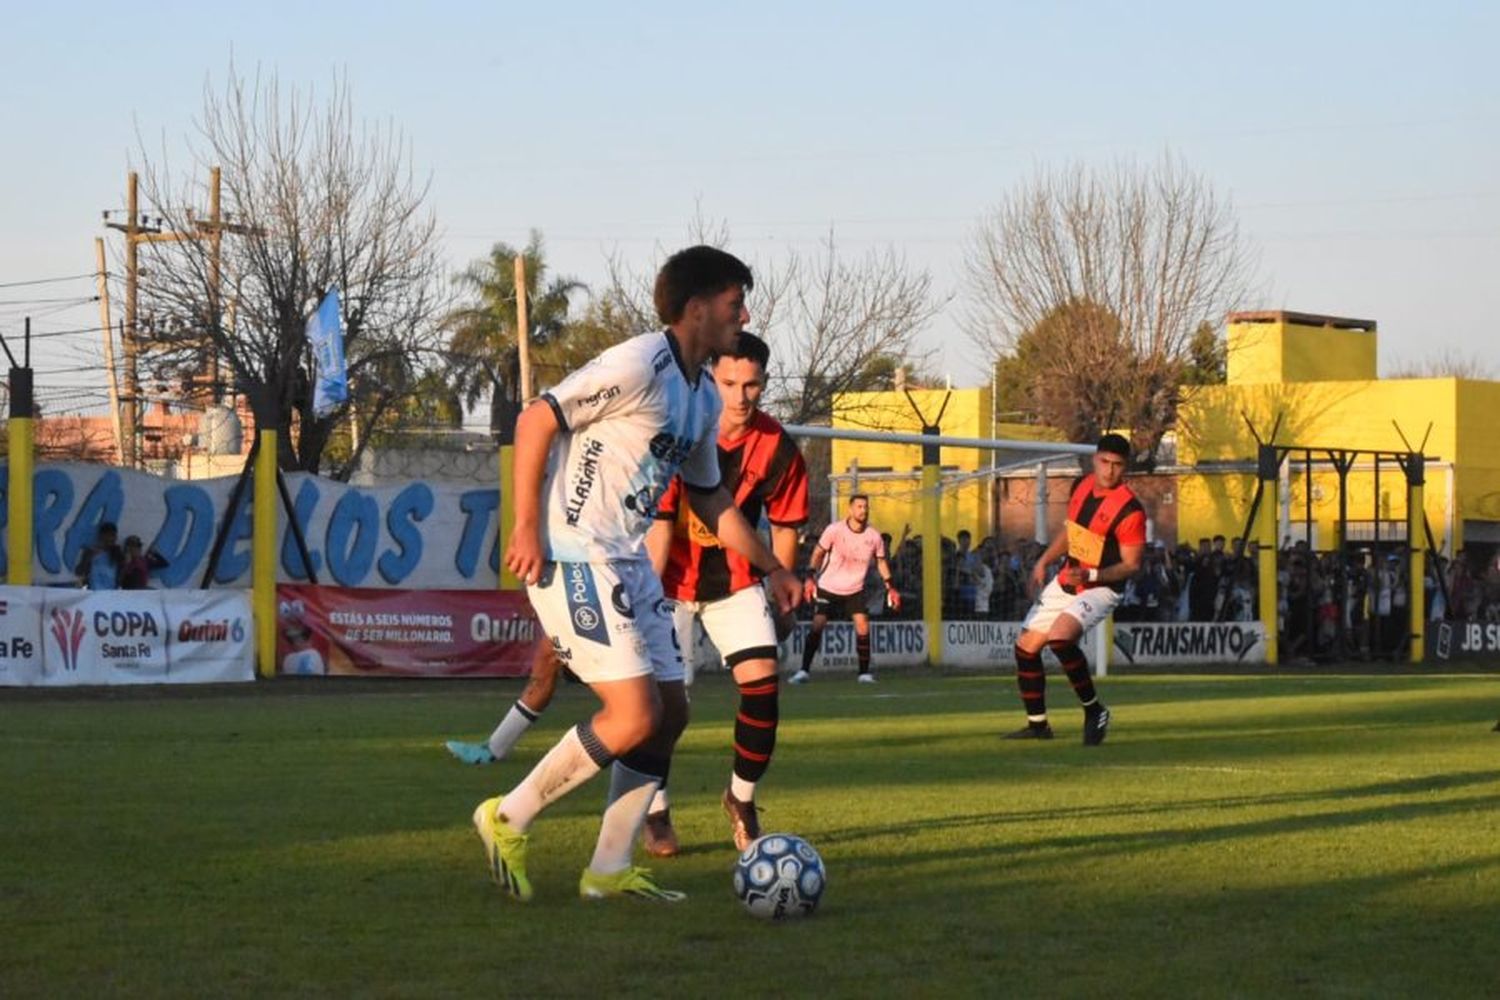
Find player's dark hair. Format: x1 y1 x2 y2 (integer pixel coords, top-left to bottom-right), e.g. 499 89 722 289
654 245 754 325
1096 433 1131 458
717 330 771 369
850 493 869 505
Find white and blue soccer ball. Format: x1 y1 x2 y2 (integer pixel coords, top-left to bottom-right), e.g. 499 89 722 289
733 833 826 919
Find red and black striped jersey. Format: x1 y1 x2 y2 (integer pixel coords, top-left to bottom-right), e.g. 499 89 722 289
655 410 809 602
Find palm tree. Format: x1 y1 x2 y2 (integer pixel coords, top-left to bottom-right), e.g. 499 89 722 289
444 231 585 434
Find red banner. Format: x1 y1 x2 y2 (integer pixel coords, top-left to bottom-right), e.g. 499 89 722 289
275 584 539 677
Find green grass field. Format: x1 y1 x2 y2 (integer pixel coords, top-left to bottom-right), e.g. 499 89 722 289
4 670 1500 998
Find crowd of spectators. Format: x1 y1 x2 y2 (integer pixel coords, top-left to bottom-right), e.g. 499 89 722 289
809 523 1500 663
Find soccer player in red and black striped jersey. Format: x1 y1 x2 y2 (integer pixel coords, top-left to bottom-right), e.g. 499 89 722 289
646 331 808 853
1006 433 1147 746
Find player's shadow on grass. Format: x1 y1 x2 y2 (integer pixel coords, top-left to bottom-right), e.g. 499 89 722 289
815 776 1500 873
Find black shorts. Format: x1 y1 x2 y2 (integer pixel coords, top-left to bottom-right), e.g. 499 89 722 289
814 587 870 620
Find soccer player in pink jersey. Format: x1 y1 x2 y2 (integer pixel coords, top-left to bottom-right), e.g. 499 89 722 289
791 494 900 684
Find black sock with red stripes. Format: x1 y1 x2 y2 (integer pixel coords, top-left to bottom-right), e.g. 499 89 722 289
1015 644 1048 725
732 676 779 792
1046 638 1098 708
800 628 822 672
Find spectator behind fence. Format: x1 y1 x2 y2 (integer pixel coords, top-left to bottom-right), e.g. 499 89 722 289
119 536 169 590
75 521 123 590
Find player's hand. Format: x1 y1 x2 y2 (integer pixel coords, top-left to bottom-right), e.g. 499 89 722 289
765 566 802 614
885 584 902 612
1029 561 1047 595
802 577 818 604
1058 565 1089 590
505 523 545 585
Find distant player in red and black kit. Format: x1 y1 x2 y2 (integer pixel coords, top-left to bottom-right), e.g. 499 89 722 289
790 494 900 684
1006 433 1146 746
647 330 809 853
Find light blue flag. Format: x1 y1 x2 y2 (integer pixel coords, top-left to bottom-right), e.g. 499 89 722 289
306 288 348 417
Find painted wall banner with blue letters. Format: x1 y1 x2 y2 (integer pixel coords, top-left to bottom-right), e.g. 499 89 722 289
0 463 502 590
0 584 253 686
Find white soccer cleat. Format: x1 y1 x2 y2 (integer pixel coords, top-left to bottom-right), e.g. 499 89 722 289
857 674 877 684
788 669 811 685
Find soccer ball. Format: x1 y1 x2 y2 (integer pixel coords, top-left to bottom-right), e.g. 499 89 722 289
733 833 826 919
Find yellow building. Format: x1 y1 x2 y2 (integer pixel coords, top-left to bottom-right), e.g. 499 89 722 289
828 386 1065 540
1177 310 1500 556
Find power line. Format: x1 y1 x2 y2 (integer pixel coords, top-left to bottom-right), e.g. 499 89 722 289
0 295 99 306
0 273 100 290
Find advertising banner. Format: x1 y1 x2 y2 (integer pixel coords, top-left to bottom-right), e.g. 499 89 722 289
940 619 1109 670
0 585 254 686
0 463 502 590
1112 621 1266 665
276 584 539 677
781 619 928 671
1427 620 1500 663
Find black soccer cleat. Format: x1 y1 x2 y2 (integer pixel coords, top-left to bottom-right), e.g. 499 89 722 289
1083 704 1111 746
1002 722 1054 740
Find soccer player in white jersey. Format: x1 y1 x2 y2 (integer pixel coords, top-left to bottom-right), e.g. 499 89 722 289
791 494 900 684
472 246 802 904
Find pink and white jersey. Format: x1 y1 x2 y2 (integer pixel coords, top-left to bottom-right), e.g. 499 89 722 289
814 520 885 596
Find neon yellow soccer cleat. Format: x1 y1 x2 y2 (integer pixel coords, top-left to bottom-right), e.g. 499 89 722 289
472 797 532 902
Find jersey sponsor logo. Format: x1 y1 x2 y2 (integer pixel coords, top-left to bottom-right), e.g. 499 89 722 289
652 350 673 375
562 561 611 646
648 432 695 466
610 583 635 619
578 385 621 408
565 438 607 526
623 486 659 518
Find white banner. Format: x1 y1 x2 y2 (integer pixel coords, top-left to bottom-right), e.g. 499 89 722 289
781 620 928 671
0 585 254 686
940 619 1109 671
0 586 45 684
1 462 502 590
1112 621 1266 665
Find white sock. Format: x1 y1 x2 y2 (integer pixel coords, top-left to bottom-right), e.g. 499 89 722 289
589 763 659 875
729 774 756 803
649 787 671 814
488 700 542 759
499 726 610 833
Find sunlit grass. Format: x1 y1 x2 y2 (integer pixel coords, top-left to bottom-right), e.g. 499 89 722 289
3 671 1499 997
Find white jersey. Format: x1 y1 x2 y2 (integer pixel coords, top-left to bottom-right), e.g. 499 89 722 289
539 331 721 563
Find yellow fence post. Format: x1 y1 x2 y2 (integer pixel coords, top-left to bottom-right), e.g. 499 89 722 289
921 430 942 667
1407 454 1425 664
253 429 278 679
6 364 34 586
1257 445 1279 666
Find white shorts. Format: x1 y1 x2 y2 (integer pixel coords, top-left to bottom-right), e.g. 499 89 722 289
528 560 683 684
1021 577 1122 636
668 584 779 681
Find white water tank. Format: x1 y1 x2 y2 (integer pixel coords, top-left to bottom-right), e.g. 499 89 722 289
199 405 244 455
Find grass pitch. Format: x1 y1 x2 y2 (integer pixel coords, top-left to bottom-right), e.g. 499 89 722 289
3 670 1500 998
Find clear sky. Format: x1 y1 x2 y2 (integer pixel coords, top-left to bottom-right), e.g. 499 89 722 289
2 0 1497 416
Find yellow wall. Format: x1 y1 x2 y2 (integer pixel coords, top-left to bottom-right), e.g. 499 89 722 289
827 387 1063 541
1227 314 1377 384
1175 374 1500 553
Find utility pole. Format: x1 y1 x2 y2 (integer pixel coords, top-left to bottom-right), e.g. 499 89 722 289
93 237 124 462
514 254 532 401
104 167 256 467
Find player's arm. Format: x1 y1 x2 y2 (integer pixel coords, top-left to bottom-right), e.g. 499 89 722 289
646 518 673 578
771 525 799 573
803 542 830 600
873 554 901 610
1092 542 1145 586
504 400 560 585
1031 532 1069 591
688 486 800 612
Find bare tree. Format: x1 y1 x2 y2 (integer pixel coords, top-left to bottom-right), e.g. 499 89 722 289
604 228 944 427
132 67 447 477
1387 348 1496 380
965 156 1255 464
